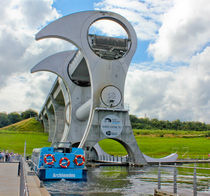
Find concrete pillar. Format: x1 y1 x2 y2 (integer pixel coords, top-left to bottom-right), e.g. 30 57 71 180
41 114 49 133
45 106 55 143
50 95 65 144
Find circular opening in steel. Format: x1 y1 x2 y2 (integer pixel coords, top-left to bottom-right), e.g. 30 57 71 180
88 18 131 60
67 50 91 87
101 85 122 107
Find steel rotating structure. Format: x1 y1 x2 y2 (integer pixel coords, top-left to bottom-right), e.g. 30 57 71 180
31 11 147 165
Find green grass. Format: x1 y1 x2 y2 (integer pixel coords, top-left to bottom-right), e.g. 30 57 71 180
99 136 210 159
99 139 127 156
136 137 210 159
0 132 50 155
133 129 210 137
0 118 49 155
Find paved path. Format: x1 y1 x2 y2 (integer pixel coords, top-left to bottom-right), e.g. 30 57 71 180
0 163 19 196
24 161 50 196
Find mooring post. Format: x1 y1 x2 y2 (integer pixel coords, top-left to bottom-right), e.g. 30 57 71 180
40 181 44 188
193 164 197 196
158 162 161 190
18 161 21 176
173 163 177 194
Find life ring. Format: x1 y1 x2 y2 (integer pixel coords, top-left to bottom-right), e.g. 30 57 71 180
44 154 55 165
74 155 85 166
59 157 70 168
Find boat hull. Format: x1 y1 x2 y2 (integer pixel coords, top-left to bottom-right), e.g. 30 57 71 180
38 168 87 181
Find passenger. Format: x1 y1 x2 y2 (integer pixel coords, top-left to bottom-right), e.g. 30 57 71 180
1 151 5 162
0 151 2 162
16 153 21 161
8 152 12 162
5 151 9 162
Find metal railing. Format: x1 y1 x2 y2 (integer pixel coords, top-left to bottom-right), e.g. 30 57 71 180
157 163 209 196
18 157 29 196
98 155 129 163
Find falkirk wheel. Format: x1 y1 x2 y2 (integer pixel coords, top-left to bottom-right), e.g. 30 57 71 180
31 11 147 165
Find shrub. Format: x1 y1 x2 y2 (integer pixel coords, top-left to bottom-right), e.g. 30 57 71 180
205 131 210 137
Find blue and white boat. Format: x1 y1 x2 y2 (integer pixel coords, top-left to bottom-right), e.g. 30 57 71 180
30 142 86 181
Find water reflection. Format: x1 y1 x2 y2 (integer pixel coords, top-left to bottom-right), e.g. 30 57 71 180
44 164 210 195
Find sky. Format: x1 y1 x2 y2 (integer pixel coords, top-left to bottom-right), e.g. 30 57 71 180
0 0 210 123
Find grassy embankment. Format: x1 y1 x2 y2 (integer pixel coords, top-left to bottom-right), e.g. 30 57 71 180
99 129 210 159
0 118 50 155
0 118 209 159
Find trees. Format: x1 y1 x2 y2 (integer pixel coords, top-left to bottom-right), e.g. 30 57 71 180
8 112 22 124
0 112 9 128
129 115 139 123
129 115 209 131
0 109 38 128
21 109 38 119
171 119 182 130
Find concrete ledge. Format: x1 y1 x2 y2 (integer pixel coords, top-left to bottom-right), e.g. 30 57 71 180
154 188 210 196
25 161 50 196
154 189 177 196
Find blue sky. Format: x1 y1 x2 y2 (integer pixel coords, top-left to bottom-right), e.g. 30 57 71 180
53 0 97 14
1 0 210 123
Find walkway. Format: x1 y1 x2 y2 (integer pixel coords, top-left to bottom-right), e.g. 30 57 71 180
24 160 50 196
0 162 19 196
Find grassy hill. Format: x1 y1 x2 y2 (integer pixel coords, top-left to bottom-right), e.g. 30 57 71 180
0 118 50 154
0 118 44 132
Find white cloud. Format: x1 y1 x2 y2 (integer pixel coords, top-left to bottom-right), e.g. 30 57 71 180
148 0 210 62
125 68 174 118
122 0 210 123
0 0 59 86
126 46 210 123
18 0 59 29
0 0 72 113
89 19 128 38
94 0 173 40
0 72 56 113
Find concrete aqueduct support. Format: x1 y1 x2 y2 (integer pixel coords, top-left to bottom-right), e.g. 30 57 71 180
40 114 49 134
44 106 55 143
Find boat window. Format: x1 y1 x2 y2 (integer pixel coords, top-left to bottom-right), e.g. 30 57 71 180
54 148 64 153
64 148 71 153
53 148 72 153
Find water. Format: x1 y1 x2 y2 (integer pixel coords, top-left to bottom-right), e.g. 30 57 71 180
44 163 210 195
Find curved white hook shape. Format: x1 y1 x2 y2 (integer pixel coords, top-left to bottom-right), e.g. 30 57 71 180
35 11 94 49
31 50 76 78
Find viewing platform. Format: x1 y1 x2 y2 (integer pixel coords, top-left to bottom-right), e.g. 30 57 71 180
0 160 49 196
0 162 19 196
